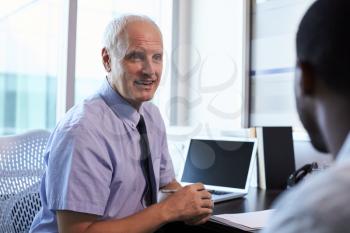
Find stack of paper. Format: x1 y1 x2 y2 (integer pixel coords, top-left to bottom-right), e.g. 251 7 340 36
210 209 274 232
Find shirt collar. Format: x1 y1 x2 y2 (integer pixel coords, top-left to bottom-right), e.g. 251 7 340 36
336 132 350 163
98 78 144 129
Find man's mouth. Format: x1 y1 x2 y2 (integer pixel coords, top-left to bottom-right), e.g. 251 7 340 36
135 80 156 86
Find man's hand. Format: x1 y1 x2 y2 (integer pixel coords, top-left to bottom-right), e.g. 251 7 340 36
159 183 214 225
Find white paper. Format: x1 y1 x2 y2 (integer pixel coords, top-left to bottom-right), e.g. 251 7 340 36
210 209 274 231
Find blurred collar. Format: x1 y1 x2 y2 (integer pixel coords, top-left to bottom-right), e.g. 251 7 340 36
336 132 350 163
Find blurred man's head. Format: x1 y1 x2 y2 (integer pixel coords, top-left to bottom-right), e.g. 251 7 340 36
102 15 163 109
295 0 350 154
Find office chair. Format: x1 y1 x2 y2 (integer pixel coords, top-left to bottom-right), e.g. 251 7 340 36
0 130 50 233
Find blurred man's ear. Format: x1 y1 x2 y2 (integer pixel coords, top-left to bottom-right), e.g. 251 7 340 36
102 48 111 72
298 61 316 96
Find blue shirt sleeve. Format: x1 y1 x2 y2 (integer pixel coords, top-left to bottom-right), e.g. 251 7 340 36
46 125 113 216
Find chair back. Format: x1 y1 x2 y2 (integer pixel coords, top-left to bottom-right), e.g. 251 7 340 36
0 130 50 233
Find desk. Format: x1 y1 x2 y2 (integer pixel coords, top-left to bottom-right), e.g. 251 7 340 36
158 187 282 233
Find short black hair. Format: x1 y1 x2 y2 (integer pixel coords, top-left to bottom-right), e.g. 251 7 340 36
296 0 350 94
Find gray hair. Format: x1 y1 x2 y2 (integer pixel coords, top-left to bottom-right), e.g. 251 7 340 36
102 15 161 59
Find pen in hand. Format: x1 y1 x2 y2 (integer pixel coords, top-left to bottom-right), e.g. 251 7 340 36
161 188 214 196
160 189 178 193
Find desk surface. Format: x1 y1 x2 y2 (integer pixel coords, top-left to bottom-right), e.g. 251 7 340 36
159 187 283 233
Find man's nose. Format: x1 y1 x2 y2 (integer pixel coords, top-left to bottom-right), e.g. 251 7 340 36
142 58 156 77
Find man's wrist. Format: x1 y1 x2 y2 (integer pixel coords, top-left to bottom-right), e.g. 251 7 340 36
154 201 174 224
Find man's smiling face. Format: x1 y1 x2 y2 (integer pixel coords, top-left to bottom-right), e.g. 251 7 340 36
109 20 163 109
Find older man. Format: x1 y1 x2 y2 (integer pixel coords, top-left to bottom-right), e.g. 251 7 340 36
30 15 213 233
262 0 350 232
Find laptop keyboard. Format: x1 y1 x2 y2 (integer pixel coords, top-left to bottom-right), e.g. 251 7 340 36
208 190 231 195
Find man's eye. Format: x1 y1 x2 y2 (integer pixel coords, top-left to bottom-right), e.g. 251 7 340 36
153 54 162 62
126 52 144 61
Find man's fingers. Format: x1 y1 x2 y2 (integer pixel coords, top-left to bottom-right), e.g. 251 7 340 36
199 189 212 199
192 182 205 191
199 206 213 215
200 199 214 209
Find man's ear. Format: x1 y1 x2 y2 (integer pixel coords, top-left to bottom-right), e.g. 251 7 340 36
298 61 316 96
102 48 111 72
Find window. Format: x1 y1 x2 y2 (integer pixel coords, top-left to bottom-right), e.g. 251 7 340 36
0 0 64 135
169 0 245 134
0 0 246 138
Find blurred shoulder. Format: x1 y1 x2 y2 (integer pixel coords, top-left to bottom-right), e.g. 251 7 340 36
264 161 350 233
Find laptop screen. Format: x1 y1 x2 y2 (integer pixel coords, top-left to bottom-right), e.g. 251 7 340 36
181 139 255 189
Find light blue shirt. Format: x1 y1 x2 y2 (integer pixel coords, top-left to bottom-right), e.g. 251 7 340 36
262 132 350 233
29 79 175 232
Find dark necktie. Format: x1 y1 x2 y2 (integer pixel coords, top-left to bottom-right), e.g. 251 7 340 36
137 115 157 206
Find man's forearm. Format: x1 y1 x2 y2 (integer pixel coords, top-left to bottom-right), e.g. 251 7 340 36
84 203 170 233
58 182 212 233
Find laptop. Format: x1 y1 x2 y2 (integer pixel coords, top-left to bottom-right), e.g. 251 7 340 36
179 137 257 203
